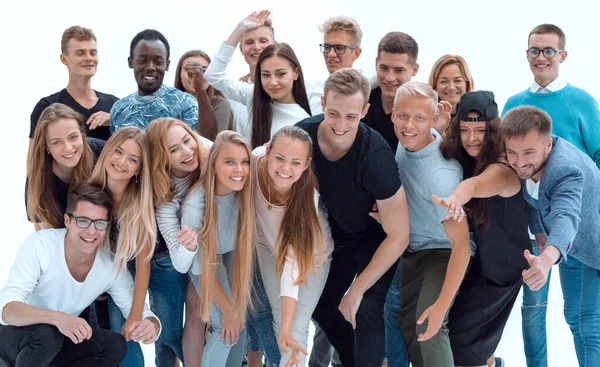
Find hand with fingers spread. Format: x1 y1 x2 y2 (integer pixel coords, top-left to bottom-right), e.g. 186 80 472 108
126 317 160 344
278 327 308 367
416 301 447 342
338 285 364 329
239 73 251 83
54 313 93 344
522 249 553 291
238 10 271 33
177 225 198 251
220 310 244 346
185 62 209 94
431 194 466 222
435 100 453 134
86 111 110 130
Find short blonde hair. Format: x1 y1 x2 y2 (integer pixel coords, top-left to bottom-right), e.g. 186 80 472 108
319 16 363 47
394 81 438 114
324 68 371 107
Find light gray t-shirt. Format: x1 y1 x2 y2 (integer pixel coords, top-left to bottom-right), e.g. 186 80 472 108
395 129 474 254
180 186 239 275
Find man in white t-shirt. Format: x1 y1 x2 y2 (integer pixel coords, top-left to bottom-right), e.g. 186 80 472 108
0 184 160 367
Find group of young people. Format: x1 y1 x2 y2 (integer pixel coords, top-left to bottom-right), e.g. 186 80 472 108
1 8 599 367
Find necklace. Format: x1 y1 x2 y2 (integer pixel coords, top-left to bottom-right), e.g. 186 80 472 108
266 170 290 210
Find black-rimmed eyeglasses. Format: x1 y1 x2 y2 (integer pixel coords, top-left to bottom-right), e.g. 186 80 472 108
67 214 110 231
320 43 358 55
526 47 563 59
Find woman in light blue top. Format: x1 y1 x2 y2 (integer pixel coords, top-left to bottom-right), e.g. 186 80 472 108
181 131 255 367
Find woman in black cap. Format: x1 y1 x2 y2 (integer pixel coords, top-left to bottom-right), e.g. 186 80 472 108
435 91 531 367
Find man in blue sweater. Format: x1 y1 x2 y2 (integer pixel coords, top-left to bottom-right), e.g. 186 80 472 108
502 23 600 367
502 106 600 367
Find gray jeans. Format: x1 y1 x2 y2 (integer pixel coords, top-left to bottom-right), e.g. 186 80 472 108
257 244 331 367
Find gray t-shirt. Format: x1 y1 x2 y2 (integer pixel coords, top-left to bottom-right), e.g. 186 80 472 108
396 129 473 253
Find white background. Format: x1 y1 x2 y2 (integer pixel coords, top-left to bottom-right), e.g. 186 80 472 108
2 0 598 365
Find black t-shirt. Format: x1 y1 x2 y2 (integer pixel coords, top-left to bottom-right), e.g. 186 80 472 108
362 87 398 153
25 138 106 223
30 89 119 141
296 114 402 248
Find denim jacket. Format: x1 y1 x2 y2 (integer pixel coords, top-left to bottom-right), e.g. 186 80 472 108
523 136 600 270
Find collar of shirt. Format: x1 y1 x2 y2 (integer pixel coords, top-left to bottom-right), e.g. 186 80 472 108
530 78 566 93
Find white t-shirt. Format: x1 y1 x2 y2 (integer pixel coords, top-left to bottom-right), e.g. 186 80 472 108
0 228 159 334
526 179 541 240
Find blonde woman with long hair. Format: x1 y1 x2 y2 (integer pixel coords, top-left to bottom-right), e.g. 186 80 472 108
253 126 333 367
88 126 156 367
147 117 211 366
27 103 105 229
181 131 255 367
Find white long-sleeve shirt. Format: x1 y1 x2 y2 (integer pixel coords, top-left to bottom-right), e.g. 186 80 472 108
0 228 160 337
206 43 311 141
252 147 334 300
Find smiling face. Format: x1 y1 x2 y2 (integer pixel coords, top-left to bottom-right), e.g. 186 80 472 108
129 39 170 96
459 117 486 157
392 96 438 152
527 33 567 87
266 136 310 191
260 55 298 103
64 200 109 256
106 138 142 183
505 130 552 181
167 125 199 178
320 91 369 147
61 39 98 78
240 26 275 69
376 51 418 102
436 63 467 108
46 118 84 170
322 31 361 74
180 55 209 94
214 143 250 196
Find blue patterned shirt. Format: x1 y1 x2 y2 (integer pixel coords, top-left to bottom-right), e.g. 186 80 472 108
110 85 198 132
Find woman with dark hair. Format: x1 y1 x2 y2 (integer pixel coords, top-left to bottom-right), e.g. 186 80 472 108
435 91 531 367
174 50 233 133
205 10 312 148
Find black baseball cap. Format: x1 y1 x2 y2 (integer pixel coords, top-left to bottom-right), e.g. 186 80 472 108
456 91 498 122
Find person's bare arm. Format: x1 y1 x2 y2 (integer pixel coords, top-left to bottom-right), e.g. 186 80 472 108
339 187 410 328
184 63 217 140
122 244 151 340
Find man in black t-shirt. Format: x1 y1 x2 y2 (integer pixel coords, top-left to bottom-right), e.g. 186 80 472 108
296 68 410 367
362 32 419 153
28 26 118 158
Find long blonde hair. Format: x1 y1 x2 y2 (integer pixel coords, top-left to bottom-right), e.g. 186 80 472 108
88 127 157 269
269 126 324 285
147 118 207 205
190 131 255 322
27 103 95 228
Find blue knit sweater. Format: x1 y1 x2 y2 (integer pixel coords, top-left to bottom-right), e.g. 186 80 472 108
502 84 600 169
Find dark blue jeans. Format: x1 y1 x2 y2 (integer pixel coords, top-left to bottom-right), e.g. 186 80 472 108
108 255 188 367
384 260 410 367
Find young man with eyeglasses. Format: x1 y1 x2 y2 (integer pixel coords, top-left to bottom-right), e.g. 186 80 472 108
502 23 600 367
0 184 161 367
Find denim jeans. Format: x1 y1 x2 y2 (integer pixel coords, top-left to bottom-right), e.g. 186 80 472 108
384 260 410 367
246 260 281 366
108 255 188 367
0 324 127 367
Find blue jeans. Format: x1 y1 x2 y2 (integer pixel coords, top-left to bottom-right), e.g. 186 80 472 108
246 261 281 366
108 256 188 367
384 260 410 367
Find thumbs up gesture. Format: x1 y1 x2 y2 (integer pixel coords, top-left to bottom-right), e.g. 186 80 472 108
522 248 553 291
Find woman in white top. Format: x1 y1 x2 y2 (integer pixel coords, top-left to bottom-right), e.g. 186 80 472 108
205 10 312 148
253 126 333 367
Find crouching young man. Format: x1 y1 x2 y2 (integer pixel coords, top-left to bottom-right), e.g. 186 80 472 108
0 184 160 366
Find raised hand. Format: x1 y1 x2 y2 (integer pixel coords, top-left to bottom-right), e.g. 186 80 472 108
431 194 466 222
54 313 93 344
184 62 209 94
434 100 453 135
238 10 271 33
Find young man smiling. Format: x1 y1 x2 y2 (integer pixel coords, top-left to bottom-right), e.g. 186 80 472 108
502 106 600 367
0 184 160 367
110 29 217 139
502 24 600 367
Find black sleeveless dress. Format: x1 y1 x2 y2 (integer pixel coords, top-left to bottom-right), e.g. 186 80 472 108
449 188 531 365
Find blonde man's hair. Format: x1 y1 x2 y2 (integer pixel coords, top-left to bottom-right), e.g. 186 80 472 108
394 81 439 114
319 16 363 47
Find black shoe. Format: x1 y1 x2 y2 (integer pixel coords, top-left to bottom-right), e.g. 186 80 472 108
495 357 505 367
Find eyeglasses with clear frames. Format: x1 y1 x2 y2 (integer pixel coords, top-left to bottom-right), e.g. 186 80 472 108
67 213 110 231
320 43 358 55
526 47 563 59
